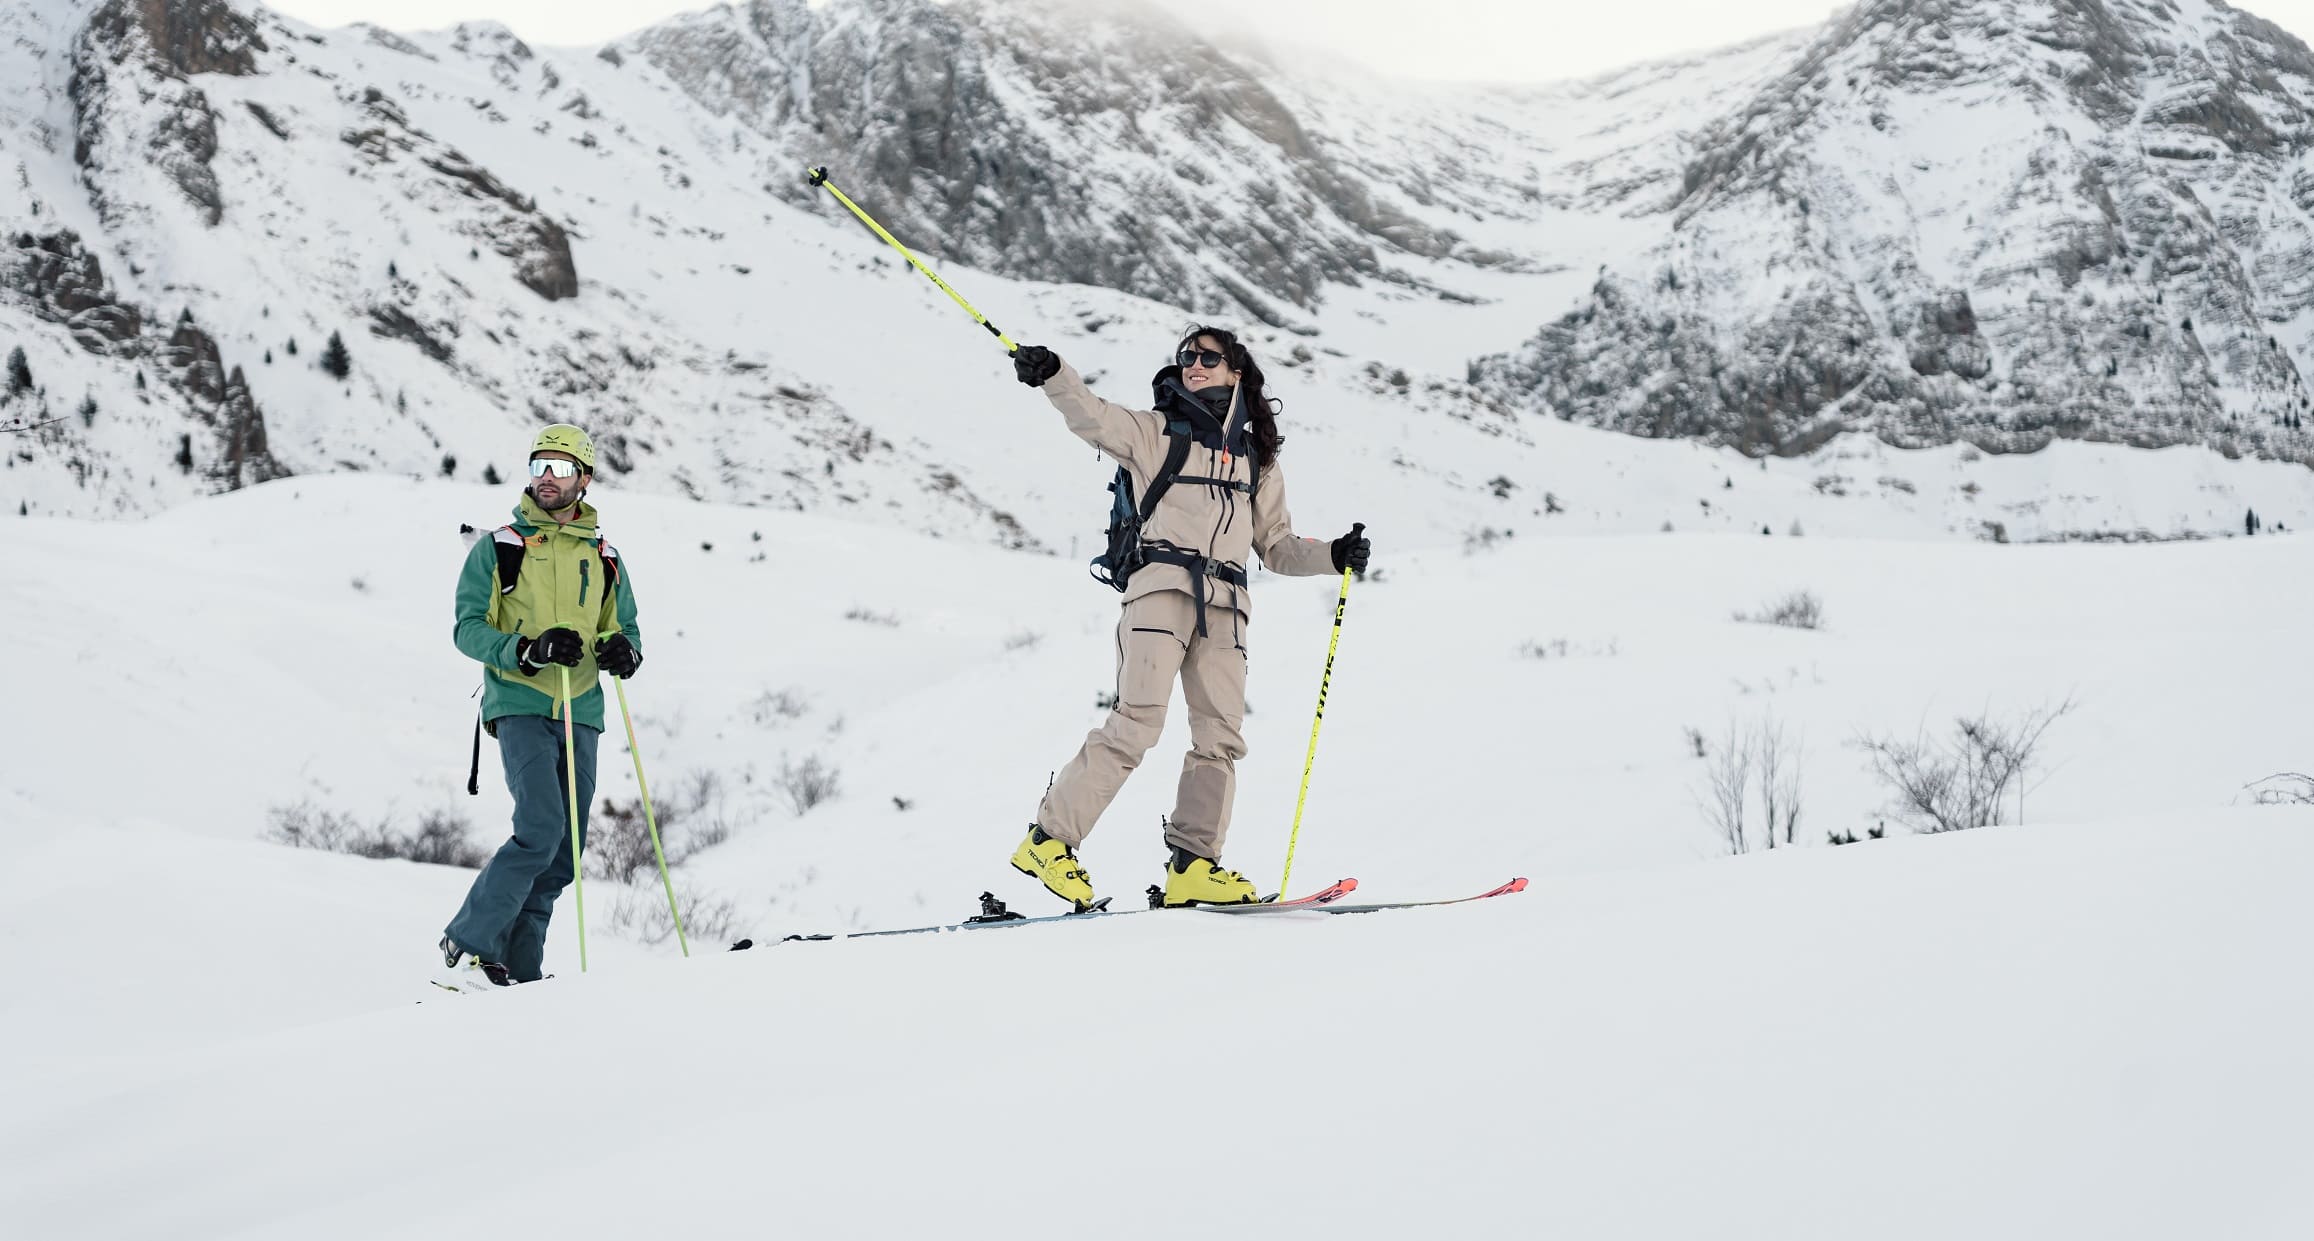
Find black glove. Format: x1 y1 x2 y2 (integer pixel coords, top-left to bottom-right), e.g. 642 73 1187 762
1013 345 1061 388
1330 522 1370 574
595 632 642 679
516 627 585 673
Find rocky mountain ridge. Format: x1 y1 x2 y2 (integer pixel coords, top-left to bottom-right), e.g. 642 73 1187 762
5 0 2314 539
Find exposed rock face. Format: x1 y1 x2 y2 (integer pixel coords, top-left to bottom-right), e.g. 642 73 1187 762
154 318 282 486
339 89 579 301
6 231 143 354
630 0 1493 323
1472 0 2314 464
83 0 265 77
367 306 454 364
69 0 268 226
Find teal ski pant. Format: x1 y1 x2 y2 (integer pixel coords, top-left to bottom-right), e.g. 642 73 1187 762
444 714 597 982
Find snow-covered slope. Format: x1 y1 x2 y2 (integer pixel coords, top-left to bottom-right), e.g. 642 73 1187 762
4 472 2313 1237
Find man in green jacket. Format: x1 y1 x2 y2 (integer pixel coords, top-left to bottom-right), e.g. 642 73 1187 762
440 424 643 985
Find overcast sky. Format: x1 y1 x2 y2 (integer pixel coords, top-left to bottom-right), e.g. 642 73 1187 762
264 0 2314 83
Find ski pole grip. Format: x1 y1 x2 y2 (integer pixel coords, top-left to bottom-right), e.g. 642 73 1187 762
1351 522 1365 539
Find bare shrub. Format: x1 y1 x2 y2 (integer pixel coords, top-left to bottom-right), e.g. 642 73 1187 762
843 606 899 627
1463 527 1514 554
1856 697 2078 833
607 885 740 947
777 753 842 815
1736 590 1825 630
394 810 492 868
1702 721 1751 855
1004 629 1043 651
1684 725 1708 759
1518 637 1619 660
266 801 360 852
587 769 732 883
1697 715 1805 855
2239 774 2314 805
749 687 810 726
266 802 488 868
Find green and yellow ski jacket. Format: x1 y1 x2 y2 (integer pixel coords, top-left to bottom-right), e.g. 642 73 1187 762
453 493 642 733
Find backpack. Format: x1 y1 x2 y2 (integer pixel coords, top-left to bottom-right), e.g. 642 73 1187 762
1088 420 1258 592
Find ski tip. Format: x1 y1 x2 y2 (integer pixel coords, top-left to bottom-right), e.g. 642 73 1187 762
1504 877 1529 894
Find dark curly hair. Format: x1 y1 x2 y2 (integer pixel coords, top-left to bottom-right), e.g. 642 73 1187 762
1177 324 1283 468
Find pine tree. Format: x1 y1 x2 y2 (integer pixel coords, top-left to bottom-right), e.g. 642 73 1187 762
134 370 146 391
320 331 350 380
440 453 457 479
482 463 502 485
388 260 399 279
263 349 272 365
5 345 31 397
175 433 193 474
285 338 298 357
77 394 97 427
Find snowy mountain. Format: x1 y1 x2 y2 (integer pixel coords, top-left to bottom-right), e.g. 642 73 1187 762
8 0 2314 539
1473 0 2314 465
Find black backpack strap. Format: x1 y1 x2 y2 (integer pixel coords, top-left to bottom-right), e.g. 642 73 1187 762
1137 423 1195 521
491 526 526 595
467 703 484 795
597 538 620 591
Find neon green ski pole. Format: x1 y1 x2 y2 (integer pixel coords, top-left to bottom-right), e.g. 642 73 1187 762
559 667 588 973
602 630 688 957
805 166 1018 354
1278 524 1362 899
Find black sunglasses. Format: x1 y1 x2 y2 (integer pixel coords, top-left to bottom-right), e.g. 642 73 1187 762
1176 348 1229 369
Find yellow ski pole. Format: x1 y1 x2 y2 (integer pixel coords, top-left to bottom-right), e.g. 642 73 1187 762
805 166 1018 354
559 667 588 973
1278 524 1362 899
601 630 688 957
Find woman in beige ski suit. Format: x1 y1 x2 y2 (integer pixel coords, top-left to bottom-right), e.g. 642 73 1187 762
1006 326 1371 909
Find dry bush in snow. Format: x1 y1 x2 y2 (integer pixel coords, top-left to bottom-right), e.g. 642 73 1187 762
777 753 843 815
1856 697 2078 833
266 802 488 868
1698 715 1804 855
1736 590 1825 630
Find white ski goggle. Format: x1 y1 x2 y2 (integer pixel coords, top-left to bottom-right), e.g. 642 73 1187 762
528 459 582 479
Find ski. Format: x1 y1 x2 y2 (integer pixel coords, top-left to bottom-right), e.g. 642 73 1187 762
756 878 1360 946
1226 876 1529 916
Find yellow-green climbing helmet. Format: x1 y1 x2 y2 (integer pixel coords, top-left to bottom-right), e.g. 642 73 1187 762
531 423 596 471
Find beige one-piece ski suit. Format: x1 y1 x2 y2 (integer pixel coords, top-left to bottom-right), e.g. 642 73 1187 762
1034 360 1340 859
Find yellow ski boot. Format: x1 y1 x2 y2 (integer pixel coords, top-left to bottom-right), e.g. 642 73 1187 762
1161 849 1260 907
1011 825 1095 910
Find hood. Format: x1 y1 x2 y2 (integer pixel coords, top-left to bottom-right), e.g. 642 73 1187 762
1150 366 1242 448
